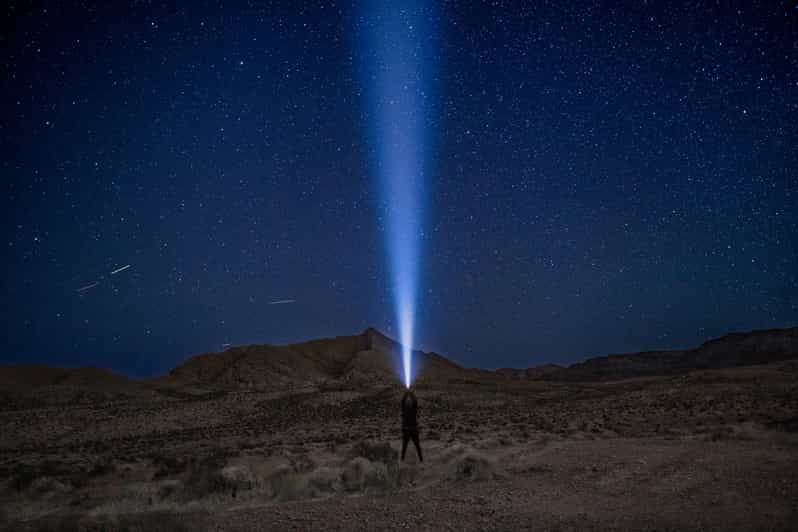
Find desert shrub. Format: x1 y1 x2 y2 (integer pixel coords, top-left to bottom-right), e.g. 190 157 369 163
10 463 37 491
8 460 78 492
87 459 115 478
441 445 499 482
115 512 191 532
395 464 417 487
256 464 346 501
305 466 341 495
341 458 371 491
237 438 259 451
182 454 229 499
220 464 255 496
30 476 72 494
341 457 393 493
30 512 191 532
767 416 798 432
291 455 316 474
150 454 187 479
703 424 756 442
265 463 313 501
351 440 397 464
525 464 551 474
156 479 183 500
449 452 497 482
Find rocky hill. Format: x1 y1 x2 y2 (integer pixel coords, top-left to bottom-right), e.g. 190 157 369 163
0 365 133 391
532 327 798 382
3 327 796 396
0 365 148 407
156 327 472 391
0 328 481 399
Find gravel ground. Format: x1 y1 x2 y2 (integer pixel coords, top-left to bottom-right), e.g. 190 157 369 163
2 361 797 531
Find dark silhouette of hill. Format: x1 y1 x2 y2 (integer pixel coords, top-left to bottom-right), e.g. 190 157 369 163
0 365 147 407
0 365 134 391
155 327 472 391
1 327 796 395
496 364 564 380
0 328 479 398
527 327 798 381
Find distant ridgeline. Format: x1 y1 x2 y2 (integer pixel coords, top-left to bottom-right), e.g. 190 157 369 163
512 327 798 382
1 327 797 402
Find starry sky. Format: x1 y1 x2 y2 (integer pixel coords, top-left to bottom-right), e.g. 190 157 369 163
2 1 796 376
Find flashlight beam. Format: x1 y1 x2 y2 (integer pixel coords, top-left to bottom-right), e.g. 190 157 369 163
360 1 437 388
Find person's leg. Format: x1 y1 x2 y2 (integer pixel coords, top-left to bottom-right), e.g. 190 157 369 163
412 430 423 462
401 430 410 461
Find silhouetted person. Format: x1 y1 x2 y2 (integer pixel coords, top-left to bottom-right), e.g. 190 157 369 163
401 389 423 462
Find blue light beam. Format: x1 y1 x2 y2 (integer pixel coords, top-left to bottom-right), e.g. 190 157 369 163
359 2 437 388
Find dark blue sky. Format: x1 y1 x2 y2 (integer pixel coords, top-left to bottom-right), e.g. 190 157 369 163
2 1 796 376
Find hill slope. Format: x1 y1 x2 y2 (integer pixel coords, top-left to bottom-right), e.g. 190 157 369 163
533 327 798 381
158 327 471 391
2 326 796 394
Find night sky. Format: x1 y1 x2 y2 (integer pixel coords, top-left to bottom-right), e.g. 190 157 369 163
2 1 796 377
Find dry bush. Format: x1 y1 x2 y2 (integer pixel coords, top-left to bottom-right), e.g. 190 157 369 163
182 454 230 499
265 463 307 501
155 479 182 500
87 459 115 478
18 511 191 532
304 466 341 496
8 461 77 492
350 440 397 464
219 464 255 494
440 444 499 482
341 457 398 493
150 454 187 480
9 463 38 491
448 452 498 481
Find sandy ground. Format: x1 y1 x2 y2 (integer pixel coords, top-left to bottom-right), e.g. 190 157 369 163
142 437 798 531
2 361 797 530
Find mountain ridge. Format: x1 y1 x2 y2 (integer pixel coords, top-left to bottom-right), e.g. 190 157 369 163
526 326 798 381
1 326 796 394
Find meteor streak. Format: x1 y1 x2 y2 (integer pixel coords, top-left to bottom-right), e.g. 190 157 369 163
267 299 296 305
75 262 131 294
109 264 131 275
76 282 99 293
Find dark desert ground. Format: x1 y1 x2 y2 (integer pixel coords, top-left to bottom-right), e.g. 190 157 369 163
1 327 797 531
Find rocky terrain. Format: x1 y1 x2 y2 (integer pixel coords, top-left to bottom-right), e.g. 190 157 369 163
538 327 798 382
1 327 797 530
